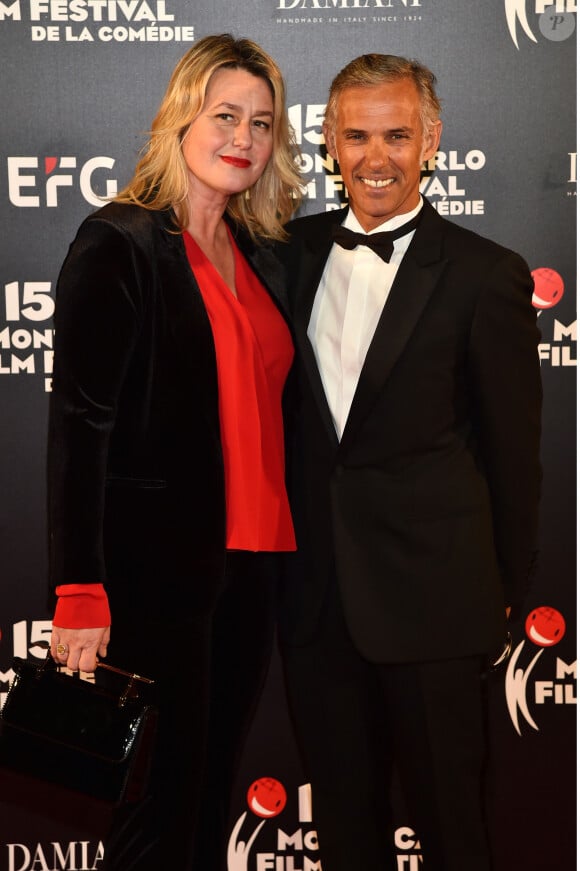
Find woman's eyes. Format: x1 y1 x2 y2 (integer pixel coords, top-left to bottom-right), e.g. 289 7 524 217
214 114 270 131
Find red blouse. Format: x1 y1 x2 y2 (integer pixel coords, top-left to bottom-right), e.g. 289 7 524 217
183 228 296 552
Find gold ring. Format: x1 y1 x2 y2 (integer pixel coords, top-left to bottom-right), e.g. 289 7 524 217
56 643 68 656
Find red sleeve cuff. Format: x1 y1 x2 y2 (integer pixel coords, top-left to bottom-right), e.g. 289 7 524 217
54 583 111 629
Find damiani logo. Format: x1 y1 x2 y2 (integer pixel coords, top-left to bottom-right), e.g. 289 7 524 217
276 0 421 8
505 606 576 735
5 841 104 871
505 0 576 48
7 156 117 208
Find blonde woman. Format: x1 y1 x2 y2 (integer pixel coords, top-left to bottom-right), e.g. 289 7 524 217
47 33 303 870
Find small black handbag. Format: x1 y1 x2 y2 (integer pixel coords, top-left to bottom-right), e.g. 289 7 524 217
0 654 157 804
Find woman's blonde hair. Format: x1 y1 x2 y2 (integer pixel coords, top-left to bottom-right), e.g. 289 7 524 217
116 34 303 239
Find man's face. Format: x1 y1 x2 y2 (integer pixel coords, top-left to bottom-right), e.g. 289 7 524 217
324 78 442 231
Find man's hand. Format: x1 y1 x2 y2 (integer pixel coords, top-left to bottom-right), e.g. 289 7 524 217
51 626 110 672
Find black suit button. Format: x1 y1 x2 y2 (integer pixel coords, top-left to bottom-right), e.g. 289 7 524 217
335 464 344 478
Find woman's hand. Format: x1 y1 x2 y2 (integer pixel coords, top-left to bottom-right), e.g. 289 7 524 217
51 626 110 672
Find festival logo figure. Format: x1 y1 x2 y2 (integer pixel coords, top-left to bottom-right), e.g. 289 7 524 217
227 778 287 871
247 777 288 818
531 267 565 311
525 606 566 646
505 0 576 49
505 606 569 735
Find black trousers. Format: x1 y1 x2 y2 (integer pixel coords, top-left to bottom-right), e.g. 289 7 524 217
281 579 492 871
102 551 277 871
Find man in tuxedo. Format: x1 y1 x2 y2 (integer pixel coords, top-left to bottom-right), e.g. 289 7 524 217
279 53 542 871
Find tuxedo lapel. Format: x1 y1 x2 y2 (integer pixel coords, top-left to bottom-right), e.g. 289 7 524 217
293 208 347 328
339 202 448 455
293 209 347 446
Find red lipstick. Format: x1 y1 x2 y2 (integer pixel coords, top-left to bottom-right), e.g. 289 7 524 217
221 156 251 168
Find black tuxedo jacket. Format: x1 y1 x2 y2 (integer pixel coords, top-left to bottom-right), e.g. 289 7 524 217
47 202 288 617
279 200 542 663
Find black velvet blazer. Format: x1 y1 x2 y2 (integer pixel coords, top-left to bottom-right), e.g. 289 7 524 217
47 202 288 615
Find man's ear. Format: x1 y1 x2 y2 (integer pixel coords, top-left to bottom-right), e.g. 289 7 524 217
323 123 338 161
421 120 442 163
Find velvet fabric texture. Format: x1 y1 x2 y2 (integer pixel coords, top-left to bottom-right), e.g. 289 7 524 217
47 202 292 870
48 202 289 616
276 197 542 871
278 198 542 663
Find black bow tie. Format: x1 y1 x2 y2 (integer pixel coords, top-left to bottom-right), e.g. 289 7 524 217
331 211 422 263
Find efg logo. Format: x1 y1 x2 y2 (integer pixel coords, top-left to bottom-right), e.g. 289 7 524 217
7 155 117 208
505 606 576 735
505 0 576 48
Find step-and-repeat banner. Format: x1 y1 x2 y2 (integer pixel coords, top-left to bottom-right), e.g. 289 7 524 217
0 2 576 869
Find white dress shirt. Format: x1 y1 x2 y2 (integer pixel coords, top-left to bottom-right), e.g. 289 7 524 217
308 198 423 439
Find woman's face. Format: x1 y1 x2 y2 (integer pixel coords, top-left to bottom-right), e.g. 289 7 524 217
182 67 274 204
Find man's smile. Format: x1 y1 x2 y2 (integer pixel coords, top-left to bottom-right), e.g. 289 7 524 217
359 177 395 188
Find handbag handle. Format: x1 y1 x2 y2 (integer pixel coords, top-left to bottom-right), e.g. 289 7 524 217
97 661 155 707
97 661 155 684
35 654 155 708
